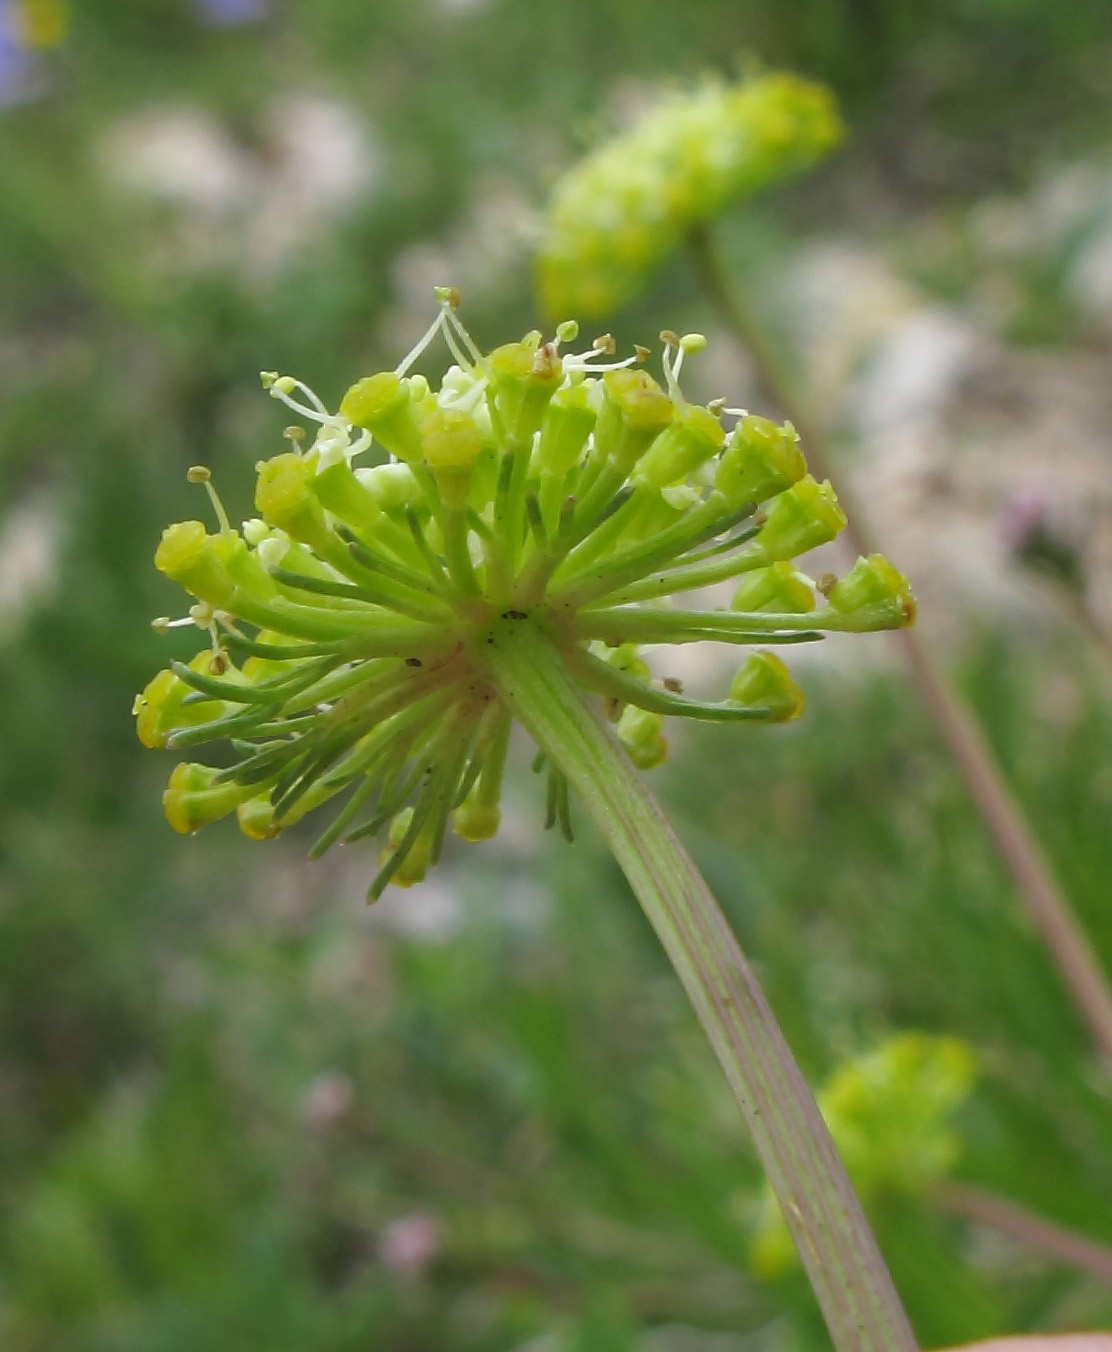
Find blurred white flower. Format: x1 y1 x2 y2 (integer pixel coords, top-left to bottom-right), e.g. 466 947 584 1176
103 107 246 214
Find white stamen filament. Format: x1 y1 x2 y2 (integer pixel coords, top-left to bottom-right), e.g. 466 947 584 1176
442 303 485 366
563 351 640 374
269 384 330 423
207 622 225 661
659 342 684 402
439 319 475 375
395 309 450 378
438 375 489 414
347 430 373 461
293 378 330 418
203 481 232 535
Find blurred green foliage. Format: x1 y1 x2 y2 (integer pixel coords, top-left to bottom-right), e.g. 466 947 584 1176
2 1 1112 1349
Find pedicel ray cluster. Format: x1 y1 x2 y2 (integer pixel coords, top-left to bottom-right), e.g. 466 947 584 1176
135 290 915 897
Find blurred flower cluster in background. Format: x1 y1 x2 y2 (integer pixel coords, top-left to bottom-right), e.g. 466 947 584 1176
2 2 1112 1349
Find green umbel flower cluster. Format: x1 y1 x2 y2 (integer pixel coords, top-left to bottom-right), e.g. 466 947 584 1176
538 72 843 319
135 296 913 897
751 1033 978 1276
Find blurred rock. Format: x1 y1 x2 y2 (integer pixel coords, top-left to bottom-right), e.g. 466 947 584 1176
363 871 465 942
0 491 59 642
98 95 378 280
385 176 534 350
775 232 1112 651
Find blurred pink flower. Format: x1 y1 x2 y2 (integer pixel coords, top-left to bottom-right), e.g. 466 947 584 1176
299 1070 354 1129
1000 488 1049 556
378 1213 439 1278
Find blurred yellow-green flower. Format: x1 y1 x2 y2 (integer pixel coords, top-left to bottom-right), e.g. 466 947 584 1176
537 72 844 320
750 1033 979 1277
135 295 912 898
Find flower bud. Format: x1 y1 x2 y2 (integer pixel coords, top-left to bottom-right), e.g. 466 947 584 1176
631 402 724 490
487 337 563 444
731 562 815 615
715 416 805 507
605 642 651 684
593 369 674 472
311 457 383 532
535 383 597 476
452 794 501 842
825 554 916 630
378 807 431 888
237 795 283 840
221 533 280 600
154 521 237 607
420 407 485 509
163 762 252 834
134 655 226 749
255 453 335 555
728 652 804 722
616 704 667 769
752 476 845 562
354 462 422 512
340 372 424 462
246 525 320 579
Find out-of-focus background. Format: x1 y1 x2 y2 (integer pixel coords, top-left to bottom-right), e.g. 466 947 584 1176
3 2 1112 1349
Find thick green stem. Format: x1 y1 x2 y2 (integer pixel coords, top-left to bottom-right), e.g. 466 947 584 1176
484 618 917 1352
687 222 1112 1076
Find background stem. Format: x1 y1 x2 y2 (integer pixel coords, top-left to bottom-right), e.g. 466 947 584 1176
686 223 1112 1075
485 619 918 1352
936 1182 1112 1288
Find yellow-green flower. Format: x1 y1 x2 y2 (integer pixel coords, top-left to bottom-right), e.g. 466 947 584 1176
538 72 844 319
135 294 912 897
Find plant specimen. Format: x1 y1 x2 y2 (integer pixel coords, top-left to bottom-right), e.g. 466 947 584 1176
136 293 918 1349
